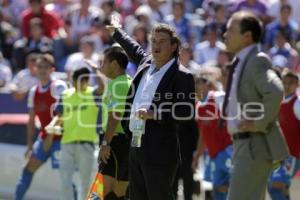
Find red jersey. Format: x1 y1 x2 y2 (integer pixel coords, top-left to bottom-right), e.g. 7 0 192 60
279 94 300 158
21 7 62 39
196 91 232 158
30 80 67 140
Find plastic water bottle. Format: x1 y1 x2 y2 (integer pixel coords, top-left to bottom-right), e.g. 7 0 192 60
131 119 144 147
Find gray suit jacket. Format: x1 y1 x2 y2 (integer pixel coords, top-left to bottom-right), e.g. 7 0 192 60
237 46 289 162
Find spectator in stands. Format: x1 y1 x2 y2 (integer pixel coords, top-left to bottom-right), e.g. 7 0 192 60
11 53 39 101
216 49 233 69
12 18 53 71
264 4 299 49
268 28 299 70
205 3 227 41
0 10 17 60
233 0 268 22
0 0 28 26
115 0 141 18
0 51 12 89
165 0 194 45
64 36 99 86
125 0 168 34
132 23 150 52
146 0 167 23
96 18 115 48
296 41 300 72
52 18 78 71
101 0 121 21
179 43 200 74
268 0 300 26
194 24 226 65
124 2 157 35
44 0 72 19
21 0 63 39
64 0 103 43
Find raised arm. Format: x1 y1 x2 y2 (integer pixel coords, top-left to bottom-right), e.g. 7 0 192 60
85 59 107 95
106 15 148 65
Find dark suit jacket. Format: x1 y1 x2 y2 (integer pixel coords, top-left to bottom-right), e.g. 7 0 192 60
113 29 195 165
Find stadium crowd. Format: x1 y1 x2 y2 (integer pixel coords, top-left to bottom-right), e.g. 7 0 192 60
1 0 300 93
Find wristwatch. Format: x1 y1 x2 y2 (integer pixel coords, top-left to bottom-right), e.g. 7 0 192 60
101 139 110 146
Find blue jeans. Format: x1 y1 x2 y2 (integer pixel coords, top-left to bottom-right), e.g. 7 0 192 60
59 142 95 200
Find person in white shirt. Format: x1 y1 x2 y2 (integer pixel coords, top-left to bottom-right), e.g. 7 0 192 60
64 36 99 86
0 52 12 89
179 43 200 74
11 53 39 101
194 24 225 65
64 0 103 41
268 0 300 25
107 17 195 200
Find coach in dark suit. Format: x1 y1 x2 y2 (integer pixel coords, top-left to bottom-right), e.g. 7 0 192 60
106 17 195 200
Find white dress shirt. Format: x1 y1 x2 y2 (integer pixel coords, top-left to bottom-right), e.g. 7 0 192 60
129 58 175 134
11 68 38 93
194 41 226 64
227 44 257 134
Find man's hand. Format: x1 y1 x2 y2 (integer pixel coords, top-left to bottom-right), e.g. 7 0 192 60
136 108 154 120
99 145 111 164
85 59 99 71
45 125 62 135
45 116 62 135
106 14 122 35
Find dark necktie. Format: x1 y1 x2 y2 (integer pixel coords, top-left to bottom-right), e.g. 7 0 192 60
219 57 239 127
150 67 159 75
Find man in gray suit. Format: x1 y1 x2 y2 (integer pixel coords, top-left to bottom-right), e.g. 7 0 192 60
222 11 289 200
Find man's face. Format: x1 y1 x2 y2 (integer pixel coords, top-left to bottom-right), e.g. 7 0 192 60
280 8 291 22
37 62 53 81
179 49 191 64
80 42 94 56
151 31 176 64
30 1 42 14
173 4 184 18
100 56 113 79
275 33 286 47
282 76 298 96
207 31 217 44
27 60 38 76
224 18 246 53
30 25 43 39
195 81 209 100
73 79 89 91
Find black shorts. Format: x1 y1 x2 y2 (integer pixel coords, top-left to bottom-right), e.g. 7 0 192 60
100 134 130 181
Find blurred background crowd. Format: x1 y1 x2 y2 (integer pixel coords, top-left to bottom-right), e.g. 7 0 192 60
1 0 300 100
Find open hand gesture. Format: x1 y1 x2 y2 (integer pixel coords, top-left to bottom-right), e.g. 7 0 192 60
106 14 122 35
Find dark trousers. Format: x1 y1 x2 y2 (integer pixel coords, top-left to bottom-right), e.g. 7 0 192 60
173 157 194 200
129 148 178 200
